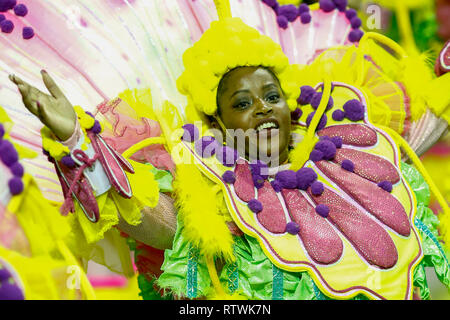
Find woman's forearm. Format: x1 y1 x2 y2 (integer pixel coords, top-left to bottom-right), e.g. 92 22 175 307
117 192 177 250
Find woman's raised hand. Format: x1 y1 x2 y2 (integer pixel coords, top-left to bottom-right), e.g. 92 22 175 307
9 70 77 141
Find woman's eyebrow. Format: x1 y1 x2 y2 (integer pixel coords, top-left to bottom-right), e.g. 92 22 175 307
231 89 250 98
262 83 278 90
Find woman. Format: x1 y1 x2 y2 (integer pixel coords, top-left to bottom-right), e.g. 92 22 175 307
7 0 450 300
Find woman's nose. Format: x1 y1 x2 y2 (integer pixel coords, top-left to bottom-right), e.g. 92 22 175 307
254 98 273 116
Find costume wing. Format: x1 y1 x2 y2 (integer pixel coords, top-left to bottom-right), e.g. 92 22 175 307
0 0 441 199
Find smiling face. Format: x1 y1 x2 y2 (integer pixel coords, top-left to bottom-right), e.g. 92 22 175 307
215 66 291 166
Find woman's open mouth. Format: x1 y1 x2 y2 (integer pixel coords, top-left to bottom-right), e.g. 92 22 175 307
254 119 280 138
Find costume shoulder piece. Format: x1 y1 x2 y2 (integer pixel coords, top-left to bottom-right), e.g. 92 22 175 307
177 81 423 300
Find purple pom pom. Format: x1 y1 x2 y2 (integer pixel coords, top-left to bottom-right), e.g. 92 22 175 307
8 177 23 195
343 99 365 121
262 0 278 8
13 3 27 16
314 140 336 160
194 136 217 158
319 0 336 12
0 140 18 166
378 181 393 193
345 8 357 20
1 19 14 33
222 171 236 184
271 179 283 193
315 204 330 218
22 26 34 40
91 120 102 134
61 155 76 168
332 109 345 121
275 170 297 189
285 221 300 235
330 136 343 148
253 174 265 189
248 199 263 213
311 181 324 196
306 112 327 131
291 108 302 121
278 4 298 22
341 159 354 172
85 111 95 118
348 29 364 43
249 160 269 179
181 124 199 142
297 86 316 105
0 266 11 281
296 167 317 190
0 123 4 138
0 14 5 22
216 146 239 167
276 15 288 29
0 0 16 12
310 92 333 111
0 283 25 300
298 3 310 14
300 12 311 24
10 162 24 177
309 149 324 162
350 17 362 29
333 0 347 12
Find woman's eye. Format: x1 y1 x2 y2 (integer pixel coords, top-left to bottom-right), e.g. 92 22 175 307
234 101 251 109
266 94 280 103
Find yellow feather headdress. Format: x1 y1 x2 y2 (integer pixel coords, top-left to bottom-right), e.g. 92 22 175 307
176 14 301 121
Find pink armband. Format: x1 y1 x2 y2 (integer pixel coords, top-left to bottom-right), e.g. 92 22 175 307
60 120 82 150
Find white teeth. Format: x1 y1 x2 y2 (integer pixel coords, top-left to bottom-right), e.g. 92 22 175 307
256 122 278 132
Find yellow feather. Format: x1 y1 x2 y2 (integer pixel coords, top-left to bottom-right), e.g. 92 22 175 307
173 163 234 262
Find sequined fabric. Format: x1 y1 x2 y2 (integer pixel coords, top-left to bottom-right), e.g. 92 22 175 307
282 189 343 264
318 124 378 146
316 161 411 237
333 148 400 184
256 181 287 233
234 162 255 202
310 188 398 269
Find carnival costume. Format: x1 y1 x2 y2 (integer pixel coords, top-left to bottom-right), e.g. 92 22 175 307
0 107 95 299
0 0 449 300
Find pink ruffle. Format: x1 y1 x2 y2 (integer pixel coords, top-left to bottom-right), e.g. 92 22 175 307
96 98 175 175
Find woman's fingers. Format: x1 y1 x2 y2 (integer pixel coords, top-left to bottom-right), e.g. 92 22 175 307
16 83 38 115
8 74 25 86
41 70 64 99
16 82 51 121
